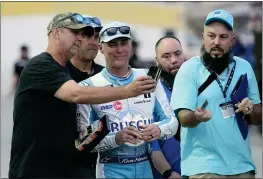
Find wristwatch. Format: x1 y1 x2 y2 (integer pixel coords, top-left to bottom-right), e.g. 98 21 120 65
162 168 173 178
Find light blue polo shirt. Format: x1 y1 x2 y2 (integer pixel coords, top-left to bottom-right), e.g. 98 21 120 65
171 56 261 176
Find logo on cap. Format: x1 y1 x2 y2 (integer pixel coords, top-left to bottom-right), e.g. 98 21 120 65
214 10 221 15
213 10 228 19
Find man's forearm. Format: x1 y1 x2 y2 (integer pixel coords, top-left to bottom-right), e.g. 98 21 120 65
151 151 171 174
178 109 201 128
75 86 130 104
247 104 262 125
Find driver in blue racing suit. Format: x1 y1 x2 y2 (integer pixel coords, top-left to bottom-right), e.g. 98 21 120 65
77 21 179 178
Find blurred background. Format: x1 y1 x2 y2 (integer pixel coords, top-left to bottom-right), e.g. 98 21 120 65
1 2 262 178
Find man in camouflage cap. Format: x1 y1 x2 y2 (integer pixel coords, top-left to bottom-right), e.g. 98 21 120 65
46 12 94 63
9 12 156 178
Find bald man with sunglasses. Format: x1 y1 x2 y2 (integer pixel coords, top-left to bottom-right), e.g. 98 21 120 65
9 13 156 178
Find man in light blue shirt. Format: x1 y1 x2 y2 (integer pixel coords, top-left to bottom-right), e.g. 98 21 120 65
171 9 262 178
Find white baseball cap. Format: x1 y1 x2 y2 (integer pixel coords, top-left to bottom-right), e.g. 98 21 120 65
99 21 132 43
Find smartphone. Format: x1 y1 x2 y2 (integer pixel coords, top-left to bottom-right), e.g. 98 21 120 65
147 66 162 82
201 99 208 110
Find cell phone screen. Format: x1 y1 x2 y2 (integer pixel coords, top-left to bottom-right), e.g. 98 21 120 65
147 66 162 82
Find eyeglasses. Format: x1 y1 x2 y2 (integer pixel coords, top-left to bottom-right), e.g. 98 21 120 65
54 13 87 27
84 17 102 26
102 26 130 36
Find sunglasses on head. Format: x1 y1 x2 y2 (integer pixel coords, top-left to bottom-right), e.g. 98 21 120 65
55 13 96 37
54 13 87 27
84 17 102 26
102 26 130 36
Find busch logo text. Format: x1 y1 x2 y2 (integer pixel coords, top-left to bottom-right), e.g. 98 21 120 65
109 119 154 132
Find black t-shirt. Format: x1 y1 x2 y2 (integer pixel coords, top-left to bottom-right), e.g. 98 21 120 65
66 60 104 171
9 52 84 178
66 60 104 83
14 59 29 77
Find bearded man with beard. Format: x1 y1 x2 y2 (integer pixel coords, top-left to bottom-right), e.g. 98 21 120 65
170 10 262 178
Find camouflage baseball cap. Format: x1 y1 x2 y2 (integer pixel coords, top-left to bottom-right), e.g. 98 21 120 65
47 12 89 35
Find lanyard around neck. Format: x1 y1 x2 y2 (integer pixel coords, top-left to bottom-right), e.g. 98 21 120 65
205 60 236 99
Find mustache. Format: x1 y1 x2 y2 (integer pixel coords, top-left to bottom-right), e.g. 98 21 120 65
210 46 224 53
200 45 225 56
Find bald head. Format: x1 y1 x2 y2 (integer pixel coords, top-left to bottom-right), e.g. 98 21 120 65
155 36 181 52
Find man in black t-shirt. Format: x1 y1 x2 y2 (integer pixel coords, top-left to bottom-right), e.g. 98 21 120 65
9 12 155 178
14 45 30 77
67 15 104 178
67 15 104 82
11 45 30 93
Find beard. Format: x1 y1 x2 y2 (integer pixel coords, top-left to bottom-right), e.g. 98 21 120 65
200 45 233 75
160 69 175 90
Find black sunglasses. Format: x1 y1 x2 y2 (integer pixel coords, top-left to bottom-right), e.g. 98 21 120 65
102 26 130 36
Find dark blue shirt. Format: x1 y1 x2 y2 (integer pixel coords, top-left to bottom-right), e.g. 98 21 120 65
151 76 181 178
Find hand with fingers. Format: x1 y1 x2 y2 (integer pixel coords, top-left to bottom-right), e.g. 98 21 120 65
235 97 254 115
115 126 142 145
124 76 156 97
139 124 161 142
195 107 212 122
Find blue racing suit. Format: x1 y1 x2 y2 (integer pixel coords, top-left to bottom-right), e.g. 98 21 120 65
77 68 178 178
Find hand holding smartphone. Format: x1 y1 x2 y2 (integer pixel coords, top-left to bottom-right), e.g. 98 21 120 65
201 99 208 110
195 99 211 122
